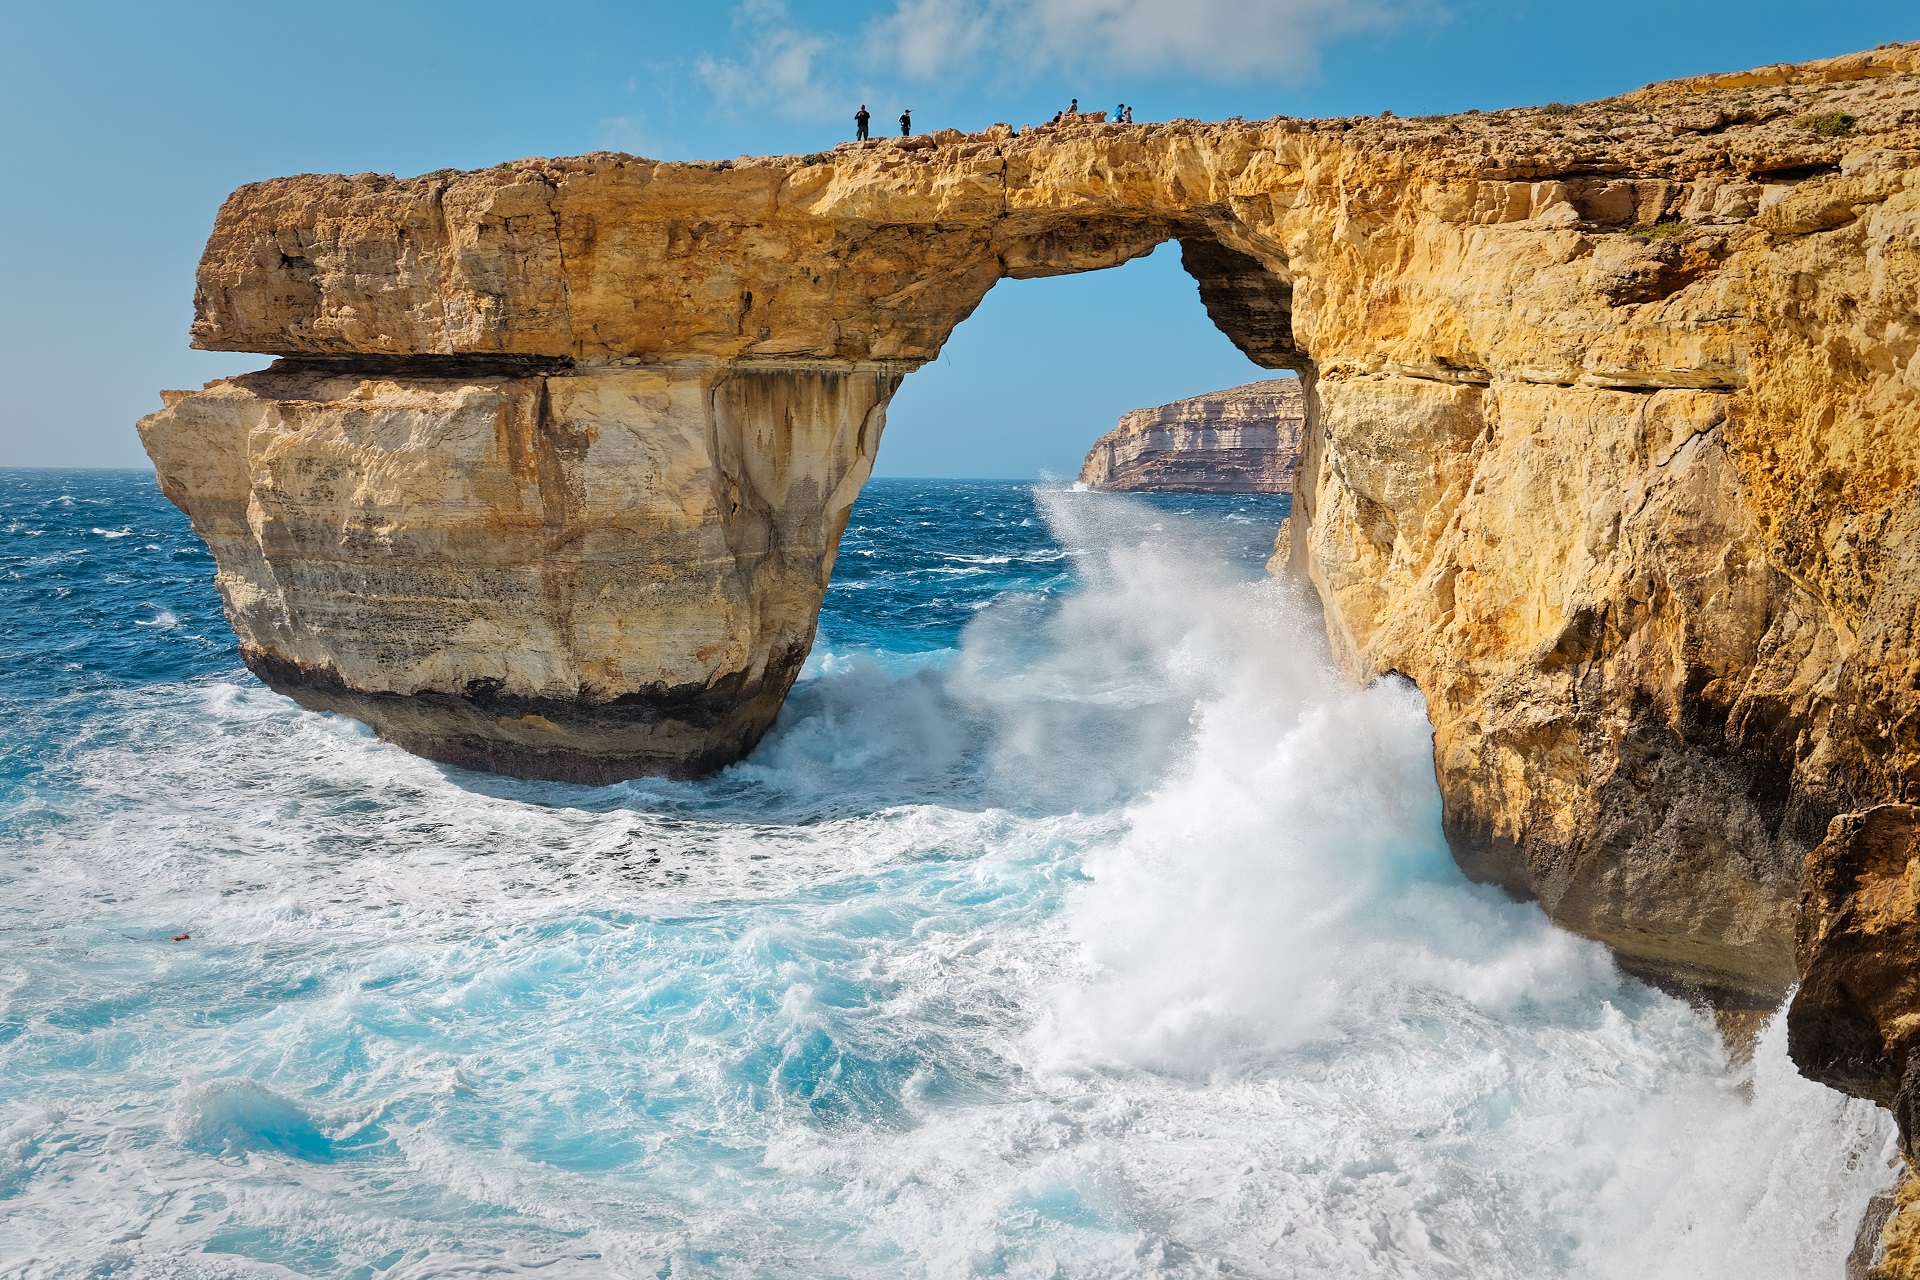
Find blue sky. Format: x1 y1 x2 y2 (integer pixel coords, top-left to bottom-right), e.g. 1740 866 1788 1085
1 2 1912 475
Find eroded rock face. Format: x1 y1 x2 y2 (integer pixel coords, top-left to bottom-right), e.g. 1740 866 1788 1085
1790 805 1920 1108
1078 379 1303 493
1295 374 1836 998
141 358 895 781
1790 806 1920 1279
144 43 1920 1004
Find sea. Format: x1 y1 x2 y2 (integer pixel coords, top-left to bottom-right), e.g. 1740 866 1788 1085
0 468 1899 1279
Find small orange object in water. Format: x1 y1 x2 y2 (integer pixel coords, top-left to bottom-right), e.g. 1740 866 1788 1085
172 933 190 942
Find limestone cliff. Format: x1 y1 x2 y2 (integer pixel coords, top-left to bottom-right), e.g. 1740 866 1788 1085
144 358 890 781
143 44 1920 1018
1078 379 1302 493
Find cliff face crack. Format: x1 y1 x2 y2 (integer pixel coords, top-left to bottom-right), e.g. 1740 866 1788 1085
269 353 577 378
547 196 574 354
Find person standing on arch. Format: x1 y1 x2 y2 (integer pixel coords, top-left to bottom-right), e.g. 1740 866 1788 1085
899 107 912 136
855 104 870 141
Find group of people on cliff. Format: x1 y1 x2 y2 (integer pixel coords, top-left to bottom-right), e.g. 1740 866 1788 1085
1045 99 1133 125
852 105 906 140
852 97 1132 141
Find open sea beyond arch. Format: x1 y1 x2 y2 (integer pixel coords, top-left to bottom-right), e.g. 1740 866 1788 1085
0 469 1900 1278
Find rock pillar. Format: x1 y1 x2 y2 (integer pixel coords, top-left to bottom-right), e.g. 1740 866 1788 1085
139 357 901 782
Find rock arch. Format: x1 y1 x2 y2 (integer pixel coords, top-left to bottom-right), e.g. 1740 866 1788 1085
143 46 1920 1005
149 145 1308 786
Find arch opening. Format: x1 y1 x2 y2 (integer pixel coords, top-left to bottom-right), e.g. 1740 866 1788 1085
873 240 1294 482
802 237 1303 709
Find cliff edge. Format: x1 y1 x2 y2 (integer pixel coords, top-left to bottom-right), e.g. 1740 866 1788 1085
1078 379 1303 493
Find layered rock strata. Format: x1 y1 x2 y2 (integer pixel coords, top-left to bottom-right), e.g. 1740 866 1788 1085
143 358 896 781
143 45 1920 1018
1078 379 1303 493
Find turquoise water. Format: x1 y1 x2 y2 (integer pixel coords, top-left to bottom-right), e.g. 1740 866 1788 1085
0 471 1897 1278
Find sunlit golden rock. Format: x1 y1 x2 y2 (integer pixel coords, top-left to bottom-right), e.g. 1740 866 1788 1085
143 44 1920 1005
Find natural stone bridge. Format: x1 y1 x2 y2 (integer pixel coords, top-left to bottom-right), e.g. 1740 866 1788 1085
146 44 1920 1028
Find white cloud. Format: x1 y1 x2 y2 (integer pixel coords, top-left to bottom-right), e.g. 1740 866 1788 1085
870 0 995 80
870 0 1416 83
598 115 652 154
697 3 842 121
697 0 1417 120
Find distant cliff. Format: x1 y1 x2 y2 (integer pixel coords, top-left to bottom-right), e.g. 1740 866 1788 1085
1078 380 1303 493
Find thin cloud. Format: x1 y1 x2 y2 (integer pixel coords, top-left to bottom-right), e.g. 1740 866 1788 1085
872 0 1419 83
598 114 652 154
1030 0 1413 78
698 0 1420 119
871 0 996 79
698 1 843 120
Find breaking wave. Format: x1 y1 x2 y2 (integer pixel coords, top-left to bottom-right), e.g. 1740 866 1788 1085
0 472 1894 1278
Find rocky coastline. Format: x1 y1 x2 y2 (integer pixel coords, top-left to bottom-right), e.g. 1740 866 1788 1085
142 42 1920 1266
1077 379 1303 493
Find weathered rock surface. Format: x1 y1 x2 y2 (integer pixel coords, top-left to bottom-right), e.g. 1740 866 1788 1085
1078 379 1303 493
1791 806 1920 1279
1791 805 1920 1108
1870 1170 1920 1280
142 358 894 781
144 44 1920 1012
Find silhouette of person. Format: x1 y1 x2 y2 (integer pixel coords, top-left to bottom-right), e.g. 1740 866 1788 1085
855 104 870 141
1069 98 1078 115
900 108 912 136
1115 103 1124 122
1123 105 1133 123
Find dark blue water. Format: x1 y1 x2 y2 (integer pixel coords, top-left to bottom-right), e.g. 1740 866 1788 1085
0 469 1890 1279
0 471 1285 691
823 480 1283 651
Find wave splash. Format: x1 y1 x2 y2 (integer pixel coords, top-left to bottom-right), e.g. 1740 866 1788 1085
0 481 1895 1278
173 1079 337 1163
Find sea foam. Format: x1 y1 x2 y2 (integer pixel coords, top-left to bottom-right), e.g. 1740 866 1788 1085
0 474 1895 1278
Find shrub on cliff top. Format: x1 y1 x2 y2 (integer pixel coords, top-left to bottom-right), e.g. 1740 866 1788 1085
1800 111 1856 136
1542 101 1577 116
